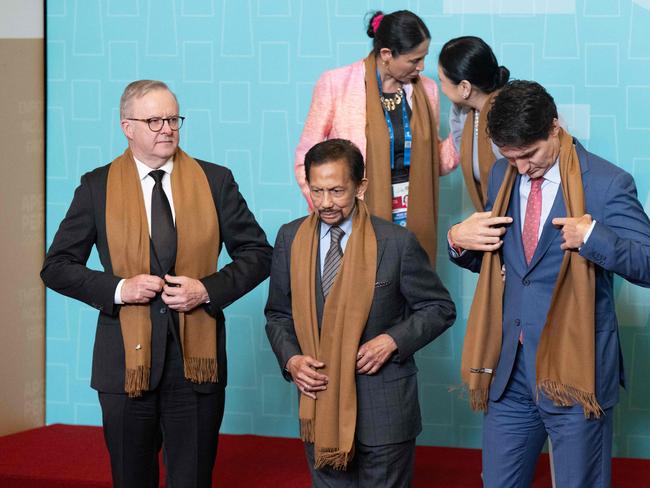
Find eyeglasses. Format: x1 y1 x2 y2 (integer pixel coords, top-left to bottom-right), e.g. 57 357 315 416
126 116 185 132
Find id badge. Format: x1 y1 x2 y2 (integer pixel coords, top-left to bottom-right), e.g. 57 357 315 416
391 181 409 227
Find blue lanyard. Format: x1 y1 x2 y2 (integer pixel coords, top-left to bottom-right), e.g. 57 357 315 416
376 70 412 170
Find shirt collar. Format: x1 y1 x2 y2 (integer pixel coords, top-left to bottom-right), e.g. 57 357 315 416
319 211 354 240
521 157 561 185
134 157 174 181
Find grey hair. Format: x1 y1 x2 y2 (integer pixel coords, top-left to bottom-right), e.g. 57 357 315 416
119 80 178 119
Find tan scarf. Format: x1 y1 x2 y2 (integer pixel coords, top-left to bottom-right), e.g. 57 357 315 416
459 92 499 211
290 200 377 469
461 129 600 418
363 53 440 266
106 147 220 397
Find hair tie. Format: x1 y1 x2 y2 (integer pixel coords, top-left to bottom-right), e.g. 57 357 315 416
371 14 384 33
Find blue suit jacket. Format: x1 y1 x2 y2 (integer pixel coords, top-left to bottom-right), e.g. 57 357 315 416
451 139 650 413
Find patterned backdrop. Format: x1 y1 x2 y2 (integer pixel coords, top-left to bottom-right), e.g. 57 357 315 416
45 0 650 457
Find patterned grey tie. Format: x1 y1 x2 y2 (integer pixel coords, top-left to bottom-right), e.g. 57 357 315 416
321 225 345 298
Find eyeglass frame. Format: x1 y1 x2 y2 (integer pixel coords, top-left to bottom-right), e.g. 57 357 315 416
125 116 185 132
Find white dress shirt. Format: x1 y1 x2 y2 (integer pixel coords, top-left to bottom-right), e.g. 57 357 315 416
113 157 175 304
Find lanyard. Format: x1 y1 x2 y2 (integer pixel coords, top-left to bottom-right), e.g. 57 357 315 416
376 70 412 169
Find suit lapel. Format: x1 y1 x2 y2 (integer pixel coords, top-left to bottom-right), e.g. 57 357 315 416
375 235 387 273
525 185 565 272
508 174 528 273
315 228 324 328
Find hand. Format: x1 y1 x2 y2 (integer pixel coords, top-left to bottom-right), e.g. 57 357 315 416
356 333 398 375
552 214 593 251
161 274 209 312
121 274 165 304
449 212 513 252
286 355 328 400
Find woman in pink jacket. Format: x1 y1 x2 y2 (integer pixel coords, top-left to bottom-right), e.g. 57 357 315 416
294 10 457 264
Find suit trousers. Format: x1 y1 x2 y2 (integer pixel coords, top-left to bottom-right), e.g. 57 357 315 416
304 438 415 488
98 333 225 488
482 344 613 488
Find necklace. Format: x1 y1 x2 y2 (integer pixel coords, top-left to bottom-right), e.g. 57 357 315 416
380 87 404 112
474 110 480 138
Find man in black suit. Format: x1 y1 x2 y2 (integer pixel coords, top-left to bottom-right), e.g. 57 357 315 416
41 80 272 487
265 139 456 487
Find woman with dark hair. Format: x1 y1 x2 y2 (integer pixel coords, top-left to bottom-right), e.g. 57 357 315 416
438 36 510 210
294 10 458 265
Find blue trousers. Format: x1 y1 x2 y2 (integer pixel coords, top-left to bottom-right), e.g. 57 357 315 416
482 345 613 488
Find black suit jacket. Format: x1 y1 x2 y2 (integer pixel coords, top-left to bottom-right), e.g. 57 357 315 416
265 215 456 446
41 157 272 394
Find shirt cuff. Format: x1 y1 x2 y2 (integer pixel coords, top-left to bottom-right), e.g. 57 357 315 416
447 229 465 257
114 279 125 305
582 219 597 244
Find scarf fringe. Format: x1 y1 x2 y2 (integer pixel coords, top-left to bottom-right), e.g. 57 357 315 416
184 357 217 383
469 388 489 412
300 418 314 443
538 380 603 419
125 365 150 398
314 448 352 471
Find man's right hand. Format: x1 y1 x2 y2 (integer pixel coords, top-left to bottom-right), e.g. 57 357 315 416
449 211 513 252
286 355 328 400
121 274 165 304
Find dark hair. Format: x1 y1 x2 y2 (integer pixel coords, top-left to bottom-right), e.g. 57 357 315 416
366 10 430 56
487 81 558 147
304 139 365 185
438 36 509 93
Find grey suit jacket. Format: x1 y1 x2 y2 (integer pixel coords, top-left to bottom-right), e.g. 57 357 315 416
265 215 456 446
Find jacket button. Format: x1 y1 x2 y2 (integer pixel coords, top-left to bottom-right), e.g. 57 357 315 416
514 319 520 326
160 307 167 314
523 279 530 286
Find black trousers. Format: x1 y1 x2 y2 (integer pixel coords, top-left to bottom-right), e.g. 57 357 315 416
99 335 225 488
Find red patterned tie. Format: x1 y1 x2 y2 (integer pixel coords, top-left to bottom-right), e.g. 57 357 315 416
522 178 544 264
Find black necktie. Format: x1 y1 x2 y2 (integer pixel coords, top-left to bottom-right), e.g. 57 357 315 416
322 226 345 297
149 170 176 275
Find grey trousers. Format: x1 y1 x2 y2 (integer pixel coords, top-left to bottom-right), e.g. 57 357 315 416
304 439 416 488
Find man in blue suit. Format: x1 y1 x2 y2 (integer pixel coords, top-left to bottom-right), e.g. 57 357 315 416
448 80 650 487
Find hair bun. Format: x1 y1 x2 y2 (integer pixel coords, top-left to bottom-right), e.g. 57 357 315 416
496 66 510 88
366 11 384 38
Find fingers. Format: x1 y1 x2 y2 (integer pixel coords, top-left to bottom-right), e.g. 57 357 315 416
122 274 164 303
484 216 513 226
552 217 568 227
355 349 387 375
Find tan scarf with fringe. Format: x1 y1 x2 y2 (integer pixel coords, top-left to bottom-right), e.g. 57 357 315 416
459 92 499 211
363 53 440 266
290 200 376 469
461 129 600 418
106 147 220 397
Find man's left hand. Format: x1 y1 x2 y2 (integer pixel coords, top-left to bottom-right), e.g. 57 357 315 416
161 274 209 312
552 214 593 250
356 334 398 375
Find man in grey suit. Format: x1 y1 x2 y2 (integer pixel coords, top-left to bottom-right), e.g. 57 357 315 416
265 139 456 487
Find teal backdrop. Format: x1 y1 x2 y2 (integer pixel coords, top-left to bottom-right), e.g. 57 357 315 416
45 0 650 457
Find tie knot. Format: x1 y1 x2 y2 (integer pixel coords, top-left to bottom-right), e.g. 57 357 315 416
330 226 344 244
149 170 166 184
531 177 544 190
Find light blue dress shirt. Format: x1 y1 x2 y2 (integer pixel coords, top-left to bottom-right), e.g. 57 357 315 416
319 215 353 275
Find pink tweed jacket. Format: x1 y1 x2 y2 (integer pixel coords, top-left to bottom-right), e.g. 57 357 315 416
294 59 459 205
